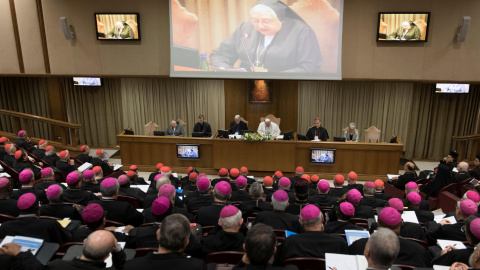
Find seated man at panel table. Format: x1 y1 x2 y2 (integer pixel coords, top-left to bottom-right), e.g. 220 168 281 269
306 117 329 141
229 115 248 134
208 0 321 73
257 118 280 138
165 120 185 137
192 114 212 137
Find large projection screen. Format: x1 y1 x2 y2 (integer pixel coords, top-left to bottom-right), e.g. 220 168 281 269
169 0 343 80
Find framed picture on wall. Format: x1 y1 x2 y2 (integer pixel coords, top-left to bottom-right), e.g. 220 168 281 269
249 80 272 104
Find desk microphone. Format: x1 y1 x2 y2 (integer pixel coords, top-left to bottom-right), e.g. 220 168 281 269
240 33 255 72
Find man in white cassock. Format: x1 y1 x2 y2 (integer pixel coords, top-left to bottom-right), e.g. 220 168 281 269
257 118 280 138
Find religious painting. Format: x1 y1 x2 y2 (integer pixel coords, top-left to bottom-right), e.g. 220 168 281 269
249 80 272 104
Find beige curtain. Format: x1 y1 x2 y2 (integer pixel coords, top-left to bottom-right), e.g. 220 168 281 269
120 78 225 136
298 81 480 160
0 77 51 139
406 84 480 160
61 78 124 148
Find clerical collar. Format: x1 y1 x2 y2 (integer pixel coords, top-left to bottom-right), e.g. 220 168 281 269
213 202 226 206
101 197 115 201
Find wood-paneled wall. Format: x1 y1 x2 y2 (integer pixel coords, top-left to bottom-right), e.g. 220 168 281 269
224 80 298 133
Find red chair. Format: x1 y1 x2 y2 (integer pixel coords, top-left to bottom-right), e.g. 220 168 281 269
0 214 16 223
205 251 244 264
117 195 142 208
384 182 405 199
55 242 83 258
438 190 461 214
428 183 458 210
282 257 325 270
134 247 157 257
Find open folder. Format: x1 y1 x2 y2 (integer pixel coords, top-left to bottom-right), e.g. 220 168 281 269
325 253 368 270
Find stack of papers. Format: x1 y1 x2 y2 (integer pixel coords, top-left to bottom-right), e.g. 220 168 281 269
0 236 44 255
77 162 93 172
402 211 419 224
228 135 242 139
0 173 11 178
387 174 400 179
135 185 149 193
325 253 368 270
437 239 466 250
113 164 123 171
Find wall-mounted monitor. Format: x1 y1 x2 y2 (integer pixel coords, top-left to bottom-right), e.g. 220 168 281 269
73 77 102 86
169 0 344 80
95 13 140 40
310 148 335 165
177 144 199 160
377 12 430 42
435 83 470 93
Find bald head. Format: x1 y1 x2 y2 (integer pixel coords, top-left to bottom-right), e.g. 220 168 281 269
82 230 117 262
405 162 414 172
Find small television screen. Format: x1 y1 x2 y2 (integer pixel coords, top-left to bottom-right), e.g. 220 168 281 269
435 83 470 93
283 130 294 141
73 77 102 86
310 148 335 165
177 144 200 160
377 12 430 42
218 130 229 139
95 13 140 40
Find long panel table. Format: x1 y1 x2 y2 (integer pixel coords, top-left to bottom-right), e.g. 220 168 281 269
117 134 404 180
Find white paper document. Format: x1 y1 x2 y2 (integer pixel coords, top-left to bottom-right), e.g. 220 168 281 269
77 162 93 172
325 253 368 270
402 211 419 224
434 214 446 223
387 174 400 179
437 239 466 250
0 236 44 255
135 185 149 193
113 164 123 171
105 242 126 268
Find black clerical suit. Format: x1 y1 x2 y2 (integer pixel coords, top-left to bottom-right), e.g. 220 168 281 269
233 261 298 270
75 153 92 164
13 160 40 176
239 199 273 219
426 221 466 245
0 198 20 217
0 215 72 244
230 190 252 202
432 248 474 266
413 209 434 223
0 251 44 270
329 204 374 222
392 172 417 190
369 222 426 242
346 184 364 195
40 203 82 220
328 187 348 198
285 200 309 216
324 220 363 234
0 147 6 161
91 157 113 176
201 225 245 256
186 193 214 213
264 187 276 202
196 203 227 226
55 160 78 175
348 237 431 267
360 195 386 208
471 166 480 178
13 187 49 205
119 186 146 202
32 148 46 160
307 194 338 207
402 198 430 211
48 249 126 270
63 188 99 205
82 182 101 193
274 231 348 264
34 181 64 191
229 121 248 135
93 198 144 227
43 155 59 167
193 121 212 137
124 252 206 270
3 154 15 167
15 138 34 152
454 171 471 183
148 171 160 184
143 207 194 223
306 126 329 141
374 192 392 201
254 210 301 233
211 177 230 187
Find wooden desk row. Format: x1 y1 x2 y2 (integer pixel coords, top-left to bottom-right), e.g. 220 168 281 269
117 134 404 180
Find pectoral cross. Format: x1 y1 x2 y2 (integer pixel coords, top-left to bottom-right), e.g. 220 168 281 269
254 59 261 66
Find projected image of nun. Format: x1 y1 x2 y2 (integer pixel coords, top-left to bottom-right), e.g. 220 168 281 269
209 0 322 73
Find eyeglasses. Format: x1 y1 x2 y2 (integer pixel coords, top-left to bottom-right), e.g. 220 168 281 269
251 18 273 25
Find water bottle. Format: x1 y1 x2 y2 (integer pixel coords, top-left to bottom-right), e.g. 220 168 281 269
200 54 209 71
369 139 371 143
